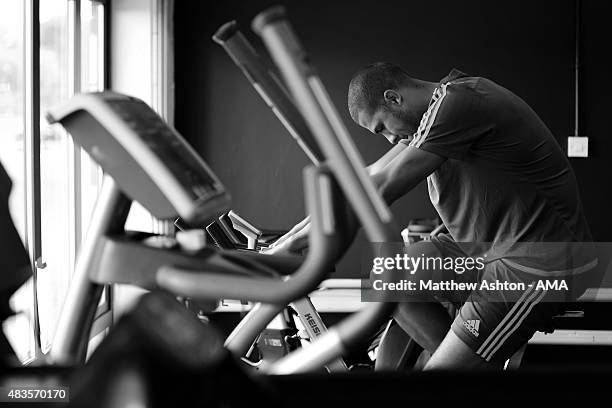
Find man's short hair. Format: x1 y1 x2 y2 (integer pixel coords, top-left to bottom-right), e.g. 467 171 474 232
348 62 409 123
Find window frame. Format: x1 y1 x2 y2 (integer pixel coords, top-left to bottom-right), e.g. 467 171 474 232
13 0 110 361
10 0 174 362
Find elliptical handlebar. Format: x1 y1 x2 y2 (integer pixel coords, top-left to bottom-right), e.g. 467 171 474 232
46 91 352 365
253 7 397 244
252 6 400 373
47 92 347 306
213 20 325 165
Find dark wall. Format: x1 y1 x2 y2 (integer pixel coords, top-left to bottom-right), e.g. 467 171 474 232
571 0 612 242
174 0 611 278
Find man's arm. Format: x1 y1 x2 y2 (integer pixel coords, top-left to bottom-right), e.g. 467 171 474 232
371 146 445 205
366 142 408 175
266 146 444 255
264 216 311 254
266 145 406 254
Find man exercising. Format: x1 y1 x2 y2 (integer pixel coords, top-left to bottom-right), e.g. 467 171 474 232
268 63 598 369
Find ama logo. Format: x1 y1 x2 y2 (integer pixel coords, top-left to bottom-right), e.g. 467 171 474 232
535 280 568 290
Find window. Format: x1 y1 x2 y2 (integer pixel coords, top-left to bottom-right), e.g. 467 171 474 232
38 0 71 354
0 0 33 363
79 0 105 232
0 0 26 239
1 0 107 361
2 0 171 363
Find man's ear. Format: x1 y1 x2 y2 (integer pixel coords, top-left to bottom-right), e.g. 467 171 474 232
383 89 402 105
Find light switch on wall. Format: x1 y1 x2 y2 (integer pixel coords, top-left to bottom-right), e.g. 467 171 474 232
568 136 589 158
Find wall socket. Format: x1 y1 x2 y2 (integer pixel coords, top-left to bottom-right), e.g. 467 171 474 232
568 136 589 157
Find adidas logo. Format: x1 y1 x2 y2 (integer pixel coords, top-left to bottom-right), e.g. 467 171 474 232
463 319 480 338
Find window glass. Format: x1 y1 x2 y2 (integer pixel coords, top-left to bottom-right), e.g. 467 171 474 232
38 0 71 352
2 0 109 362
80 0 104 233
0 0 34 362
0 1 26 236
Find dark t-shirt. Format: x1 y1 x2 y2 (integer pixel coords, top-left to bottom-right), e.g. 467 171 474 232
0 162 31 297
400 70 593 273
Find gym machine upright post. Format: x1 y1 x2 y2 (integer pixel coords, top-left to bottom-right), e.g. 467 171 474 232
251 5 399 373
212 19 390 370
211 21 355 371
206 210 351 372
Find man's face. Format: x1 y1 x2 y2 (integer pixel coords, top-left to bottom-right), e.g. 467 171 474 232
357 104 420 145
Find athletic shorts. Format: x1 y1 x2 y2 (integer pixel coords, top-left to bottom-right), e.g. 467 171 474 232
428 234 599 364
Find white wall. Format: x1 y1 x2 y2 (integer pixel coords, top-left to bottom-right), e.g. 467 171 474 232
110 0 154 103
109 0 173 320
